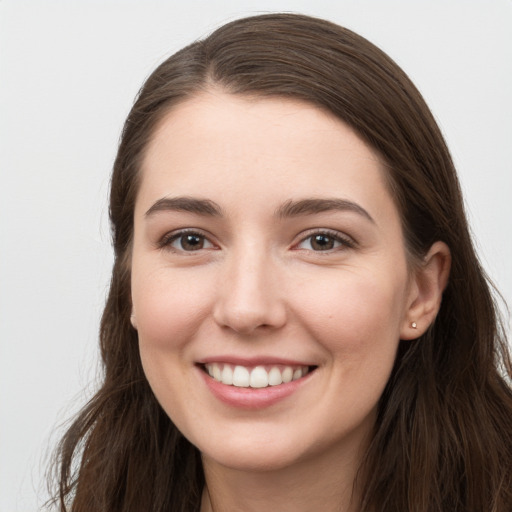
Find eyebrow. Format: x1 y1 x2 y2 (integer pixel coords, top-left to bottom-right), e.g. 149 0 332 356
145 196 223 217
145 195 374 223
276 198 375 223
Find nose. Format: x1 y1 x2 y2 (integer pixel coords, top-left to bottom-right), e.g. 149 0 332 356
212 247 287 335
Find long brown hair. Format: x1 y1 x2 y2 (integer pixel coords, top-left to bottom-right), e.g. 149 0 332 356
50 13 512 511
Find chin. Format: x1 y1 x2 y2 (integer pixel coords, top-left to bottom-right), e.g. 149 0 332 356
201 444 303 473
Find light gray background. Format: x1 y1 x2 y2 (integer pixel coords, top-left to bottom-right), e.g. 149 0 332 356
1 1 511 510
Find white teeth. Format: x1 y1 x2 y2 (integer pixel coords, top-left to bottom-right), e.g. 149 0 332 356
221 364 233 385
250 366 269 388
204 363 312 388
212 363 222 381
268 367 283 386
232 365 250 387
281 366 293 383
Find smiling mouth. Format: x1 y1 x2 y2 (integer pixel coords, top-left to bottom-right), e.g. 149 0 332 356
202 363 316 388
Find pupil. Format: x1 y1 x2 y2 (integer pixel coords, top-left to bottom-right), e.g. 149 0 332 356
312 234 333 251
182 234 203 250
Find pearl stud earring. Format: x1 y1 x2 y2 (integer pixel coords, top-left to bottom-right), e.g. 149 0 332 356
411 322 417 329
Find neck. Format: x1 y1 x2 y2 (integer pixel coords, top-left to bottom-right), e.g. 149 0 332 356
200 439 365 512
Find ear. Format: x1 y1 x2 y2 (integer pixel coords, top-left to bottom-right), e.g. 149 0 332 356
130 310 138 330
401 241 451 340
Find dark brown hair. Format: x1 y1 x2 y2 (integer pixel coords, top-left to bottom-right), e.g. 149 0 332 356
50 13 512 512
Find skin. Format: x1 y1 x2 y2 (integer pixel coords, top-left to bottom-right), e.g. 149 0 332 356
130 91 450 512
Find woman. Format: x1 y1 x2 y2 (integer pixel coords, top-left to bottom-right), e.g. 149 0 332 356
51 13 512 512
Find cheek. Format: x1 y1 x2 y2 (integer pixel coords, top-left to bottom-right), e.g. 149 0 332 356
290 267 409 427
132 264 215 351
291 265 408 357
132 266 215 429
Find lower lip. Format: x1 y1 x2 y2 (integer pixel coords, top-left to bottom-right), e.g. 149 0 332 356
198 367 314 409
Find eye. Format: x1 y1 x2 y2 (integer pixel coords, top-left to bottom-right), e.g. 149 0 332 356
161 230 215 252
295 231 353 252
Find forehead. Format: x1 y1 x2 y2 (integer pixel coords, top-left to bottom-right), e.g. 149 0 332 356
137 92 394 220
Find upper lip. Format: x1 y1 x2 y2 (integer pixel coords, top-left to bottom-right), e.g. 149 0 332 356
196 355 316 367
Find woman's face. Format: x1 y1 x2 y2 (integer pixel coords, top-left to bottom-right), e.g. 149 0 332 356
131 92 417 472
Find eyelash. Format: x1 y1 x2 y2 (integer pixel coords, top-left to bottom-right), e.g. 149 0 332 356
157 228 356 253
293 229 356 252
293 229 357 255
158 229 216 253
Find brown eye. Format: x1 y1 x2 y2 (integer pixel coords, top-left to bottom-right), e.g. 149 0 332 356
310 234 336 251
296 231 352 252
165 231 214 252
179 234 205 251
